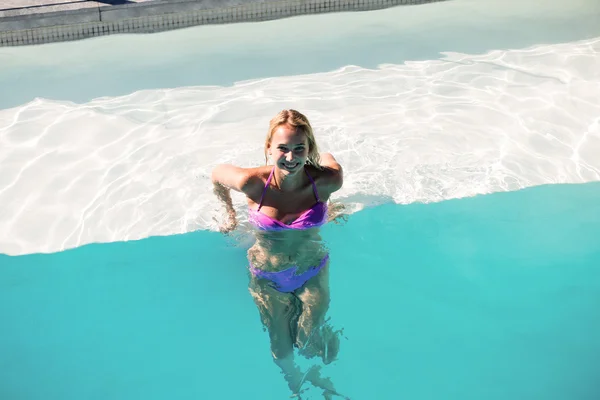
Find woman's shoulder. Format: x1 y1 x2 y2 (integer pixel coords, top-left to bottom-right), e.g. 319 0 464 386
246 165 272 181
308 162 343 195
239 165 272 194
212 164 270 196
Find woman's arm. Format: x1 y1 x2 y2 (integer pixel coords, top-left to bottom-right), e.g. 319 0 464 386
319 153 346 224
211 164 255 191
319 153 343 193
320 152 342 171
212 165 239 213
211 164 257 232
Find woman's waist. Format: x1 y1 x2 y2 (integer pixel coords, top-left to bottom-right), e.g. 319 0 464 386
247 243 329 273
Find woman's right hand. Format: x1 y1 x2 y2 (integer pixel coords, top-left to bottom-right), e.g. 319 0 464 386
219 209 238 234
211 165 264 234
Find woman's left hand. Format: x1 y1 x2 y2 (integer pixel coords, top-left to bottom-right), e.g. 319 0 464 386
327 201 348 225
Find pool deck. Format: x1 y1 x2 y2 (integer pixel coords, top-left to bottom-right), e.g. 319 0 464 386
0 1 146 17
0 0 445 46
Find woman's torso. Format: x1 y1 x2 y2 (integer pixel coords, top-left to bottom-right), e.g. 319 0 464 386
247 166 330 273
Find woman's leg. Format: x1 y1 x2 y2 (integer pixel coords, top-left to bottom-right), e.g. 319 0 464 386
249 277 306 395
294 262 349 399
294 261 340 365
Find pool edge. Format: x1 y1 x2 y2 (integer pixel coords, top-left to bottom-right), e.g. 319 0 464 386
0 0 447 47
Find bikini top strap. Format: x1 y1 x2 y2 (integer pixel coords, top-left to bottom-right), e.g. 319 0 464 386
257 167 275 210
304 168 320 202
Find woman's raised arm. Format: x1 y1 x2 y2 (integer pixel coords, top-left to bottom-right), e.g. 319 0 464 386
319 153 343 193
211 164 254 193
211 164 256 233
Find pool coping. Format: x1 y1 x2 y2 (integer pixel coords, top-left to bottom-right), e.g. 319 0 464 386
0 0 446 47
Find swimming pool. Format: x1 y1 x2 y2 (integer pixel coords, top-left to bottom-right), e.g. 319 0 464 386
1 0 600 398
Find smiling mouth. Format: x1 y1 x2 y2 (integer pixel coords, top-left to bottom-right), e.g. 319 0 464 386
283 162 299 169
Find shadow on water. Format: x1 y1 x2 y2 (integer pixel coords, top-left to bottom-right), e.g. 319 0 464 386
1 182 600 399
0 0 599 107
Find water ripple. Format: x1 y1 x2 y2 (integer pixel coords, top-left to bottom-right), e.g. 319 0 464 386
0 37 599 255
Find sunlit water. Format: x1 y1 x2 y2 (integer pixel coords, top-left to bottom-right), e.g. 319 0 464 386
1 0 600 398
0 0 599 255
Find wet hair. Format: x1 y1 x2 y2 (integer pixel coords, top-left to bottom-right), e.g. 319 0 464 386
264 109 321 169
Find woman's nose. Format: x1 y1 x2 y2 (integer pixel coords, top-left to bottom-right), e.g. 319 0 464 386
286 152 294 161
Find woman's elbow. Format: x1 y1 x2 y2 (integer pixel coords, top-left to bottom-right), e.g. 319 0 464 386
211 167 220 184
211 164 229 184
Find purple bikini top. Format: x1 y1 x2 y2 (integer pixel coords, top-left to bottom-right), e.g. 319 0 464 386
248 167 328 231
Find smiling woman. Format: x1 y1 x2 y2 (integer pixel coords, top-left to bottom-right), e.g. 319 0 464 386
1 0 600 398
211 109 346 397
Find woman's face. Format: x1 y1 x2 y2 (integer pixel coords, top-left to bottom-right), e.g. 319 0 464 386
269 124 309 174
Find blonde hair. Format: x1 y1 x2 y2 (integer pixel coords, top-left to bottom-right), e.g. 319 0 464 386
264 109 322 169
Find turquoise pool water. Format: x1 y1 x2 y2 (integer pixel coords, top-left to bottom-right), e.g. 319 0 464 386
2 182 599 400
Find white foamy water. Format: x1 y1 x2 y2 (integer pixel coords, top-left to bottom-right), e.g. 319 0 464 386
1 0 600 256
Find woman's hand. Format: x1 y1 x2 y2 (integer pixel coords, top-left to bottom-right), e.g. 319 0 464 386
211 164 263 234
212 180 238 233
327 201 348 225
219 208 238 234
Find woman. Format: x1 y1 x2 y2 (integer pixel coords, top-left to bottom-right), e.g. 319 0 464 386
211 110 345 398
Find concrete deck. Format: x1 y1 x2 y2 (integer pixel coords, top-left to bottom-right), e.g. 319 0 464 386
0 0 445 46
0 1 144 17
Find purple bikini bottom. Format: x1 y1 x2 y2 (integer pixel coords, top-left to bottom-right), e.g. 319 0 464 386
249 254 329 293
